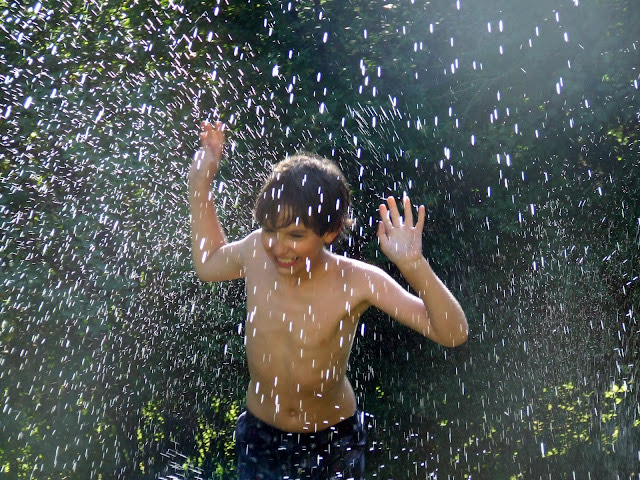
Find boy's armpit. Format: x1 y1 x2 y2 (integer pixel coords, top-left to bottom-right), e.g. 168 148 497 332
358 264 435 340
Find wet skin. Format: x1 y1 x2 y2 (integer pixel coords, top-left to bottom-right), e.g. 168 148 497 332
244 227 365 432
224 224 439 433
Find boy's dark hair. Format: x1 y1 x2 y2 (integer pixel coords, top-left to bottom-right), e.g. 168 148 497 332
254 153 352 239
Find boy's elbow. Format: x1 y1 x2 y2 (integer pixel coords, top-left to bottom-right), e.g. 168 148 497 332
444 317 469 348
442 332 467 348
455 315 469 346
193 257 244 283
194 263 221 282
194 269 208 282
193 264 208 281
193 257 215 282
192 250 219 281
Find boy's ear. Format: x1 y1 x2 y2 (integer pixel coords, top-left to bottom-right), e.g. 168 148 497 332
322 224 342 245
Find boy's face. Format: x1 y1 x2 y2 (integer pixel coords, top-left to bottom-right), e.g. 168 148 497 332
260 220 339 277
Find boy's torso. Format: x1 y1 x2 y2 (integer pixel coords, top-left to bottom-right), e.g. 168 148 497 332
241 231 370 433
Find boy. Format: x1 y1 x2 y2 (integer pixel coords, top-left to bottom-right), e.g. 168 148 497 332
189 121 468 479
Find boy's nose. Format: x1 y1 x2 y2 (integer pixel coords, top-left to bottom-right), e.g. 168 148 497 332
273 240 289 255
273 238 294 255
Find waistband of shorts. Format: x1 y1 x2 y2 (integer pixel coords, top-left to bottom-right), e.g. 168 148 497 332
242 408 361 439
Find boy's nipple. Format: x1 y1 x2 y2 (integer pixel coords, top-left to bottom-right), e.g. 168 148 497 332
288 408 297 417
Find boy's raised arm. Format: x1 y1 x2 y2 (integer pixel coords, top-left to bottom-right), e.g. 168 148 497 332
189 121 244 282
375 196 468 347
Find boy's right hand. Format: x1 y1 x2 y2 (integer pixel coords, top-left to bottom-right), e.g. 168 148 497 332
189 121 225 186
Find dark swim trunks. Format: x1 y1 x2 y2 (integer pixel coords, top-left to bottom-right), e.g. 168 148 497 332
235 410 367 480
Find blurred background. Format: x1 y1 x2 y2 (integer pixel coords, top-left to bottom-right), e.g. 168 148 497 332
1 0 638 478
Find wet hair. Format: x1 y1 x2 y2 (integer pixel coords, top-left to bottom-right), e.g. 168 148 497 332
254 153 352 240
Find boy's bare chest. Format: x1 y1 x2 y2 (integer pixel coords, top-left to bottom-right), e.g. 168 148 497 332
244 275 362 345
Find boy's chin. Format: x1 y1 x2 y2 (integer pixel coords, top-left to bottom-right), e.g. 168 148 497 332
272 257 314 276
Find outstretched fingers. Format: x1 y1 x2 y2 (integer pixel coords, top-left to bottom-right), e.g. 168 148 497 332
402 196 414 226
402 196 426 232
200 121 212 146
378 202 392 234
199 121 226 154
386 196 403 226
381 195 424 229
200 120 224 136
200 120 223 130
416 204 426 232
377 196 426 263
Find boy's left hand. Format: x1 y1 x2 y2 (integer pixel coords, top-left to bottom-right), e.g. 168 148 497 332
189 121 225 187
377 196 426 267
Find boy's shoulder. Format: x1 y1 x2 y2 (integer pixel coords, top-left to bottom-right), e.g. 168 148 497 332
326 252 389 284
236 229 262 255
245 229 262 242
221 229 262 263
236 228 262 245
324 253 403 310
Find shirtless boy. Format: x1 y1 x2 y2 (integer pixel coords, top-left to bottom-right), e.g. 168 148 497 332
189 121 468 479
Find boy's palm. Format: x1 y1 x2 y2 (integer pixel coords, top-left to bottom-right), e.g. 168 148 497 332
190 121 225 185
377 196 425 266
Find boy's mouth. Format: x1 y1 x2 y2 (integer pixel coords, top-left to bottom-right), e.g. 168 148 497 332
274 256 298 267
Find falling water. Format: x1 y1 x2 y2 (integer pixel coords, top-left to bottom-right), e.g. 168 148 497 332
1 0 638 479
